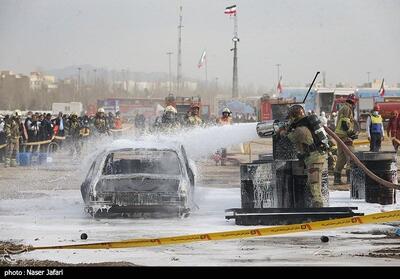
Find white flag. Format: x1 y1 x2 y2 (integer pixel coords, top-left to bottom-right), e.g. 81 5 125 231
198 50 206 68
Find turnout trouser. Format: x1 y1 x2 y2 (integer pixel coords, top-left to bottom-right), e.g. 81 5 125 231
334 143 354 175
5 138 19 167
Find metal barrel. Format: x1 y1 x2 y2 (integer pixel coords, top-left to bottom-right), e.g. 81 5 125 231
350 151 397 205
240 155 329 209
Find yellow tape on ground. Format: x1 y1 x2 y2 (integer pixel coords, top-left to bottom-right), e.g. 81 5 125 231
27 210 400 252
353 139 370 146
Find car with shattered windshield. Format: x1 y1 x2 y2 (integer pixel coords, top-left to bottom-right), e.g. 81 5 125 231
80 140 195 217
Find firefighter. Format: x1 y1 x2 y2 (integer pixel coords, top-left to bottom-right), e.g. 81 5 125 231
366 104 384 152
94 108 110 135
114 111 123 130
67 113 82 156
161 105 180 130
217 107 233 125
387 111 400 151
216 107 233 165
334 93 358 185
279 104 327 207
187 104 203 126
4 110 22 167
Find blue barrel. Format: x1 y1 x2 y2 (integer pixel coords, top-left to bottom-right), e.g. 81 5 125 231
30 153 39 165
18 152 32 166
38 153 48 164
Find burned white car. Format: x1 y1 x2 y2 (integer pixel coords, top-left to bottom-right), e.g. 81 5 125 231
80 141 195 217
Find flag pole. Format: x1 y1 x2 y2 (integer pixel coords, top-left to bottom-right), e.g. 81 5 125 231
205 53 208 87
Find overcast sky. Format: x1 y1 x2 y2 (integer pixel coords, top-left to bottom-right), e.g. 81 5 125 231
0 0 399 88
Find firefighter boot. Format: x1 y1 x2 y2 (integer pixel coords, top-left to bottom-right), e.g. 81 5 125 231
334 172 344 185
4 158 10 168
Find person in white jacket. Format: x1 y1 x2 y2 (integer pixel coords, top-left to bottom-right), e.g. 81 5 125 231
319 111 328 127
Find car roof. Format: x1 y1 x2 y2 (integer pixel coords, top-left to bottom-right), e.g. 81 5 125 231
104 139 184 153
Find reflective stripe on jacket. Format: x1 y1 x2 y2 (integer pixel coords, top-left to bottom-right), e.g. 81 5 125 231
335 117 353 137
370 114 383 134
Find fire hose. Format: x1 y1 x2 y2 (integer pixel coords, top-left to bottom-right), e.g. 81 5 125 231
324 126 400 191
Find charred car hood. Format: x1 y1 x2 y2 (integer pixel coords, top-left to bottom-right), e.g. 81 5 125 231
93 174 184 194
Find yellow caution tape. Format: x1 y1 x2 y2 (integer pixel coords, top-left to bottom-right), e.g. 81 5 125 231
22 136 55 146
353 139 370 145
25 210 400 252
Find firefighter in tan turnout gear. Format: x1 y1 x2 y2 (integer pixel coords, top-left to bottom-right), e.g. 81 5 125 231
94 107 110 135
278 105 328 207
334 94 358 185
4 110 22 168
187 104 203 126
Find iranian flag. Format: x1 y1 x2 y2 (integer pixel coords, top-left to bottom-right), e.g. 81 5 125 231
277 76 283 94
224 5 237 15
379 78 385 97
198 50 206 68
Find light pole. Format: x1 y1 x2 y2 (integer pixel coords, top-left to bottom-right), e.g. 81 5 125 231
77 67 82 101
93 69 97 88
166 51 173 93
366 72 371 87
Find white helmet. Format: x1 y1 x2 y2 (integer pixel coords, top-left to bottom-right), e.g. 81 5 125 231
13 110 22 117
98 107 105 113
165 105 177 114
222 107 231 114
321 111 325 117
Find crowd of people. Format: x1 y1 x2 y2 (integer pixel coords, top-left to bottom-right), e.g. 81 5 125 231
0 108 123 167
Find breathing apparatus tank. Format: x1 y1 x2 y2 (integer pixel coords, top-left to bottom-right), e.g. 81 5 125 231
302 114 330 152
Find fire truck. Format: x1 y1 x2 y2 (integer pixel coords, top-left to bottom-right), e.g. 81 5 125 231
165 94 210 120
258 95 297 121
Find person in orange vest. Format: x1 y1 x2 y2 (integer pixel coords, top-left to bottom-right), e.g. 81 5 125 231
114 111 123 129
217 107 233 125
366 104 384 152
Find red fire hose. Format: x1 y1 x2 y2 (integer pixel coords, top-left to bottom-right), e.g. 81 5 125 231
324 126 400 191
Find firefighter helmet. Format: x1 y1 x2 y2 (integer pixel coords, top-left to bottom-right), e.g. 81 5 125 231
288 104 305 121
97 107 105 113
165 105 177 114
222 107 231 115
13 110 22 117
346 94 357 104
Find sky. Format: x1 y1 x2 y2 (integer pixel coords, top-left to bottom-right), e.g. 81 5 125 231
0 0 399 88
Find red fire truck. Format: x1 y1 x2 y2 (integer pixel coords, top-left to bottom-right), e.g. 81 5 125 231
165 94 210 120
258 95 297 121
